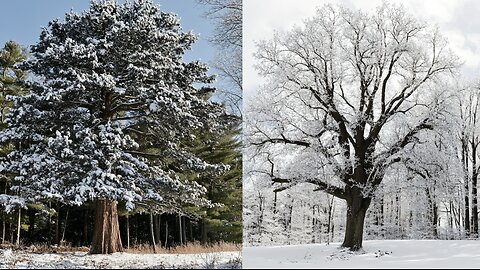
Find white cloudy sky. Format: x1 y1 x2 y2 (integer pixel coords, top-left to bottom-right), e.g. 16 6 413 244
243 0 480 101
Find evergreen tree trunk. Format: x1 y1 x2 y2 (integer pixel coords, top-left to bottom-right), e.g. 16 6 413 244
2 183 7 244
55 204 60 245
90 199 123 254
27 208 35 241
126 214 130 249
201 218 207 245
47 203 51 245
164 220 169 249
182 216 187 244
83 210 89 245
341 187 371 251
61 209 69 243
10 222 13 243
2 213 6 244
16 208 21 246
189 220 193 242
178 214 183 246
154 215 161 246
150 213 157 253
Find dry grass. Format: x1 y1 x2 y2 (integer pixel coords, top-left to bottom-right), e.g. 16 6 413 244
0 241 88 253
30 242 90 253
126 241 241 254
1 241 241 255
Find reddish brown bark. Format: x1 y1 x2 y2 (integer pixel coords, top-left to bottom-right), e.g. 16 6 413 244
90 199 123 254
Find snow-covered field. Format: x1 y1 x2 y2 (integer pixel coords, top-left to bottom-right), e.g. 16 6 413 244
243 240 480 268
0 249 241 269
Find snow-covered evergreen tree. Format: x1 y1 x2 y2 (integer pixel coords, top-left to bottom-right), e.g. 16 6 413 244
0 0 230 254
0 40 29 246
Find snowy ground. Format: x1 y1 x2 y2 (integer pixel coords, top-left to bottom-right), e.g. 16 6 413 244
243 240 480 268
0 249 241 269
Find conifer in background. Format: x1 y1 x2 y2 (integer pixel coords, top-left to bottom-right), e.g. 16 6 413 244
0 41 28 245
188 125 242 244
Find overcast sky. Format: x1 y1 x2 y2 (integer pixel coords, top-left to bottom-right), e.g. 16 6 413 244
244 0 480 102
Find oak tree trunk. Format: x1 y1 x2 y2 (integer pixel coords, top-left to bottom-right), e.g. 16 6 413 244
90 199 123 254
341 187 371 251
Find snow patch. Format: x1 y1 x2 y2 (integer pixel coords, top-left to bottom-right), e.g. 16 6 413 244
0 250 241 269
244 240 480 268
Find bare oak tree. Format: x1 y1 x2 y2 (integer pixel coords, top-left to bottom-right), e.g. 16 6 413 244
246 4 458 250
